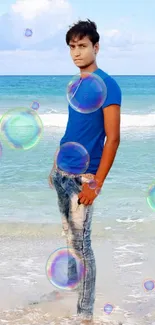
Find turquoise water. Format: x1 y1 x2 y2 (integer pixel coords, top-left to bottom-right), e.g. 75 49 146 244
0 75 155 114
0 75 155 224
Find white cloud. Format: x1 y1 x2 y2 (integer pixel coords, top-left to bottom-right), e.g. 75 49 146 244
0 4 155 75
0 0 73 50
97 27 155 71
100 28 155 53
0 50 72 75
11 0 71 20
11 0 51 20
103 29 119 38
101 29 137 50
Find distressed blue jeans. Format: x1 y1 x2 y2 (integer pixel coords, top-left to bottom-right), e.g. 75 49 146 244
51 168 96 320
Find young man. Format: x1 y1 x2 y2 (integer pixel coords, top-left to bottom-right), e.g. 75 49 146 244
49 19 122 324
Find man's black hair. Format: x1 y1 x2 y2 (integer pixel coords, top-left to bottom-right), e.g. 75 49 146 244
66 19 100 46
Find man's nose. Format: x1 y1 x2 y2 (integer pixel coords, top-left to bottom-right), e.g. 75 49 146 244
74 48 81 57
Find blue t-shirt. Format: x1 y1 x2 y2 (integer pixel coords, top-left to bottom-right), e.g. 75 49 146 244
59 68 122 175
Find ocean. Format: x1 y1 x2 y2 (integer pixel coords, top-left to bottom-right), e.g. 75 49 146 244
0 75 155 325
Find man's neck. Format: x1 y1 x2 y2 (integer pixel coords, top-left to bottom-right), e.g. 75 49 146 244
80 62 98 75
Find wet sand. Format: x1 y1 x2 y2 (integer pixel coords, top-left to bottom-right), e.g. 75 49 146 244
0 221 155 324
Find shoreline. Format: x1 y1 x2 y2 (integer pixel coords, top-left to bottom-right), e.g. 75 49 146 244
0 219 155 240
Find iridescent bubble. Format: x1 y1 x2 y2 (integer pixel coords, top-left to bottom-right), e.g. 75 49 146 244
56 142 90 175
31 101 40 110
67 71 107 114
0 142 2 157
25 28 33 37
95 187 102 196
88 180 97 189
0 107 43 150
103 303 114 315
88 180 102 196
45 247 86 291
147 184 155 211
143 279 155 291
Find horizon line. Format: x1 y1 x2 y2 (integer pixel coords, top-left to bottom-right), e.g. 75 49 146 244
0 74 155 77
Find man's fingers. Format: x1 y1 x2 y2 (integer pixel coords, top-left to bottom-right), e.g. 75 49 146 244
83 199 89 206
78 196 90 206
80 196 87 204
78 192 83 199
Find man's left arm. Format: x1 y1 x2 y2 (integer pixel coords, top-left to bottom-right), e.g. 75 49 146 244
95 104 120 186
78 104 121 205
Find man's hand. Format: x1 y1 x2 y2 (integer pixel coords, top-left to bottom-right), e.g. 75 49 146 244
78 178 103 206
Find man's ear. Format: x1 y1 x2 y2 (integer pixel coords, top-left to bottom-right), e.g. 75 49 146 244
94 42 99 54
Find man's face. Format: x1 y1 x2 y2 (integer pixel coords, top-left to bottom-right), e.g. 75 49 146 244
69 36 99 69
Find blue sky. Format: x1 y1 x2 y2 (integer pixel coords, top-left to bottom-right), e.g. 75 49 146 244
0 0 155 75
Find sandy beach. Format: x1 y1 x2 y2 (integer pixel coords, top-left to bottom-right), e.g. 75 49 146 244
0 221 155 325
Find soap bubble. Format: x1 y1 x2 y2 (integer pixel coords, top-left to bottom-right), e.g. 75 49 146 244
31 101 40 110
88 180 98 189
56 142 90 175
103 303 114 315
143 279 155 291
46 247 86 290
25 28 33 37
95 187 101 195
88 179 102 196
0 142 2 157
0 107 43 150
147 184 155 211
67 71 107 114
